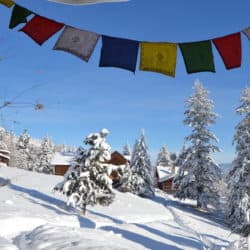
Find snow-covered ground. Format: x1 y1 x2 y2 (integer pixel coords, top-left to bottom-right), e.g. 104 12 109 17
0 166 243 249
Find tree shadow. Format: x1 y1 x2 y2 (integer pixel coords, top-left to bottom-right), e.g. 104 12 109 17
9 183 96 229
101 225 182 250
151 194 228 228
201 233 229 243
88 210 124 225
134 223 203 249
0 177 10 187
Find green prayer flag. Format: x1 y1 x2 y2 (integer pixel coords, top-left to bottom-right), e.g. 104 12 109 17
9 4 32 29
179 40 215 74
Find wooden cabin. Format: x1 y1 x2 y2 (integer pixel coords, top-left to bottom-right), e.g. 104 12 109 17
107 151 128 182
50 152 75 176
107 151 128 166
155 165 178 193
0 149 10 166
0 141 10 166
50 150 128 177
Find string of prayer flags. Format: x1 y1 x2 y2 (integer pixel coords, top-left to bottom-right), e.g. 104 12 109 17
19 15 64 46
179 40 215 74
140 42 177 77
9 4 33 29
1 1 249 76
0 0 14 8
99 35 139 73
212 33 242 69
53 26 100 62
242 27 250 40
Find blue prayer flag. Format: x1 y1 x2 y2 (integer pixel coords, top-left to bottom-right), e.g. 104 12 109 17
99 35 139 73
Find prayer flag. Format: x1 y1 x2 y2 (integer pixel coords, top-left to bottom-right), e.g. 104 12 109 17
179 40 215 74
212 33 242 69
0 0 14 8
53 26 100 62
9 4 32 29
140 42 177 77
242 27 250 40
99 35 139 73
19 15 64 46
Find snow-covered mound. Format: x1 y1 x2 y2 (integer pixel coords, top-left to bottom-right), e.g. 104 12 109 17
0 166 242 249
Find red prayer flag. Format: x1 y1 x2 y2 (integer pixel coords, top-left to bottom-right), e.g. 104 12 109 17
212 33 242 69
19 15 64 45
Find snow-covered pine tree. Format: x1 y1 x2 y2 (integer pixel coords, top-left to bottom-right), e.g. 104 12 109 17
123 144 131 158
227 87 250 236
173 80 221 209
54 129 115 215
156 145 172 168
36 135 54 174
124 131 155 197
15 129 32 170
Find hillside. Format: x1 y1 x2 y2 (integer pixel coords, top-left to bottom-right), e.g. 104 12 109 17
0 166 241 250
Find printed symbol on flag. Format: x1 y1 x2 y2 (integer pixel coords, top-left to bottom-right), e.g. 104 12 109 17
140 42 177 77
157 52 164 62
72 36 80 43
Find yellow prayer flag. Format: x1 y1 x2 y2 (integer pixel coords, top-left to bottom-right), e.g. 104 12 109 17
0 0 14 7
140 42 177 77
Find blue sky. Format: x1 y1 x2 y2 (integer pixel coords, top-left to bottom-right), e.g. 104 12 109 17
0 0 250 163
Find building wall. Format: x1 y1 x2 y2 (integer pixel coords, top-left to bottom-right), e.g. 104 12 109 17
107 151 127 165
54 165 70 176
0 156 9 165
158 178 177 193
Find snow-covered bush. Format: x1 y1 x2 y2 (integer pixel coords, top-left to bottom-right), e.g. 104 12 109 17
174 80 221 209
227 87 250 236
54 129 115 215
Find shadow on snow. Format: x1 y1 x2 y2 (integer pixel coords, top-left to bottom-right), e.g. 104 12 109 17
101 225 182 250
9 183 96 229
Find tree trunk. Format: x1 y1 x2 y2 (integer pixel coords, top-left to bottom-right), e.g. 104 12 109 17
197 186 203 208
197 198 202 208
81 205 86 216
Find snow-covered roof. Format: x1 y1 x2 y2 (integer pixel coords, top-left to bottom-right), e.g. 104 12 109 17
50 152 75 166
0 149 10 155
156 165 178 183
0 153 10 160
124 155 131 161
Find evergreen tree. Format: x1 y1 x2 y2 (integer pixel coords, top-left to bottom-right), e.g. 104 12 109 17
15 129 31 170
156 145 172 167
124 131 155 197
123 144 131 157
227 88 250 236
173 80 221 209
54 129 115 215
36 136 54 174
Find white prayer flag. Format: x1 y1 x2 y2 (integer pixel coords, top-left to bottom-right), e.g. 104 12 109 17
48 0 129 5
242 27 250 40
53 26 100 62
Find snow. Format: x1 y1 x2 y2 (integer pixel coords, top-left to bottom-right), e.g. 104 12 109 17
156 165 179 183
0 166 244 249
50 152 75 165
